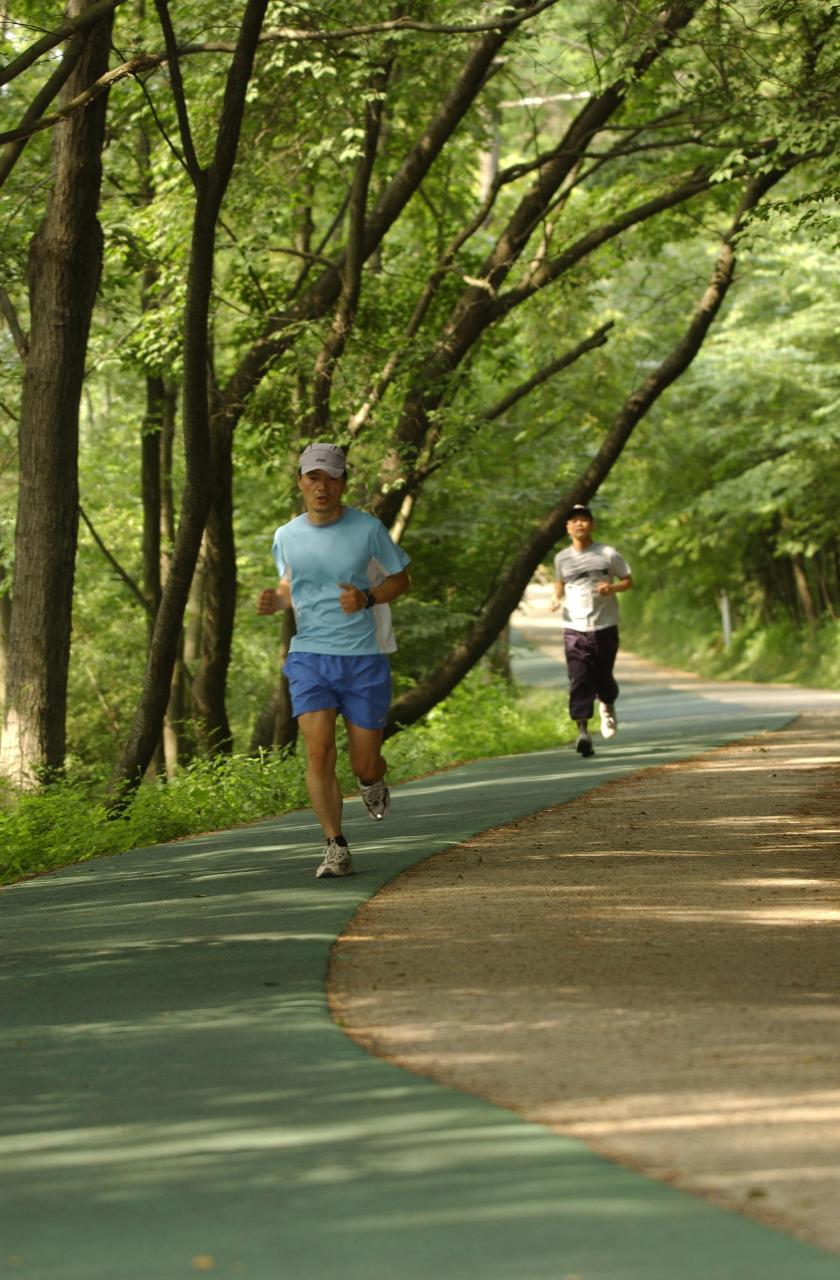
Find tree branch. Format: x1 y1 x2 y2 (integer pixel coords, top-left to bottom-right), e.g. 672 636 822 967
457 1 705 308
366 1 707 525
285 192 350 301
309 71 388 433
79 505 153 616
0 288 28 360
345 138 608 440
347 188 512 437
0 0 130 88
0 1 560 148
219 0 543 433
495 165 717 316
153 0 201 182
220 216 270 309
481 322 616 421
182 3 562 49
385 321 617 521
0 53 160 146
384 167 790 735
0 32 86 189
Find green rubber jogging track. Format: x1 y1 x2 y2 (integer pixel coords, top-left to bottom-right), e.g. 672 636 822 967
3 647 840 1280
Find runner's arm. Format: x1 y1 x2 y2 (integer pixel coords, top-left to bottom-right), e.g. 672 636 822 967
596 574 633 597
550 578 565 612
256 579 292 613
338 569 410 613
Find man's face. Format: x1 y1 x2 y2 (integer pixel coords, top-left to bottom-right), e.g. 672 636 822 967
567 514 594 543
297 468 346 518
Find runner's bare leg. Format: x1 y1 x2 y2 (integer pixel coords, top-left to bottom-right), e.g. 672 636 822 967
298 709 343 836
345 721 387 786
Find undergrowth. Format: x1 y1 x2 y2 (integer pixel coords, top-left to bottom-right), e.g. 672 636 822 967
622 587 840 687
0 672 570 886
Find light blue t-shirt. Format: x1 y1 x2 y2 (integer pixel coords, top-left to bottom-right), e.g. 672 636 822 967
272 507 411 655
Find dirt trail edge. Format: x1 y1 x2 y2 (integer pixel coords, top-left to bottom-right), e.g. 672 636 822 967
329 712 840 1256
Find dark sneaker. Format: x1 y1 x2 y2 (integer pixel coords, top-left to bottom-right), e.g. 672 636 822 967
315 838 352 878
575 731 594 757
359 779 390 820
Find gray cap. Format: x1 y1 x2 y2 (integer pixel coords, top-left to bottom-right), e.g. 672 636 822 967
298 443 346 478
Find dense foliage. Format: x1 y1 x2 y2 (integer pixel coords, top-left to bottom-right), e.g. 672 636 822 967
612 223 840 683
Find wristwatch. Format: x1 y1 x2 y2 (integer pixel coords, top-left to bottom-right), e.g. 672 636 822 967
362 588 376 609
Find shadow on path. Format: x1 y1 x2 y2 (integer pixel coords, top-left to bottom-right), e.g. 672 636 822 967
2 621 840 1278
330 715 840 1257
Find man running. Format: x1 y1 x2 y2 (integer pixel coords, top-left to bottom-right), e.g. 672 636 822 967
551 504 633 757
257 443 410 878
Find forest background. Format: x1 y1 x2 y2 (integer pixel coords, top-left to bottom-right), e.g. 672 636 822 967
2 0 839 878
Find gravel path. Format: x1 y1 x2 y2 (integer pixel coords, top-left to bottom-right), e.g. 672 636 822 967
330 642 840 1256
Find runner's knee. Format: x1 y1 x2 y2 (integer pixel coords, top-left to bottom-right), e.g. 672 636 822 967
305 738 337 773
349 743 384 781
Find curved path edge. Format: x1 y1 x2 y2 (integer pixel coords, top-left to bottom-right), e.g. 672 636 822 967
3 638 840 1277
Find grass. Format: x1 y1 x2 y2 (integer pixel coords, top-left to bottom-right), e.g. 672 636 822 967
622 587 840 689
0 670 571 886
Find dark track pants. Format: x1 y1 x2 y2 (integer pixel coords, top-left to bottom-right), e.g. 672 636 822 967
563 625 620 722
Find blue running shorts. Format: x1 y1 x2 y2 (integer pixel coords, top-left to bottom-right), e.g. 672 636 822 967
283 652 392 730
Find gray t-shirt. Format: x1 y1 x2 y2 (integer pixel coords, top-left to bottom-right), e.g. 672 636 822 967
554 540 631 632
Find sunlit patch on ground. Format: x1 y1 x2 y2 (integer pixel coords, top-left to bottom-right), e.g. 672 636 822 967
330 712 840 1257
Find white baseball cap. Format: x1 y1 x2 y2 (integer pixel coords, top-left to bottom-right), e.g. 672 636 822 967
298 443 347 478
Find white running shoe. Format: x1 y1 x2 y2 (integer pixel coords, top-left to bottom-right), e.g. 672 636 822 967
315 838 352 878
599 702 617 738
359 778 390 820
575 731 594 758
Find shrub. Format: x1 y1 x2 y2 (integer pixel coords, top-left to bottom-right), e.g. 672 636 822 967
0 669 570 886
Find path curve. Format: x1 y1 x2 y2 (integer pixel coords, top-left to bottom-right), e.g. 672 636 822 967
330 718 840 1255
330 585 840 1260
3 591 840 1279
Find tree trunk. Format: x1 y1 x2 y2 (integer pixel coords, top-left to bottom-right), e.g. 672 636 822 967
249 609 298 754
162 538 205 773
0 0 113 787
486 623 512 683
141 371 166 776
190 6 534 750
196 78 386 754
716 589 733 648
791 553 817 628
0 559 11 711
191 419 235 753
141 371 165 622
815 550 837 621
156 380 192 773
110 185 219 793
110 0 269 798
